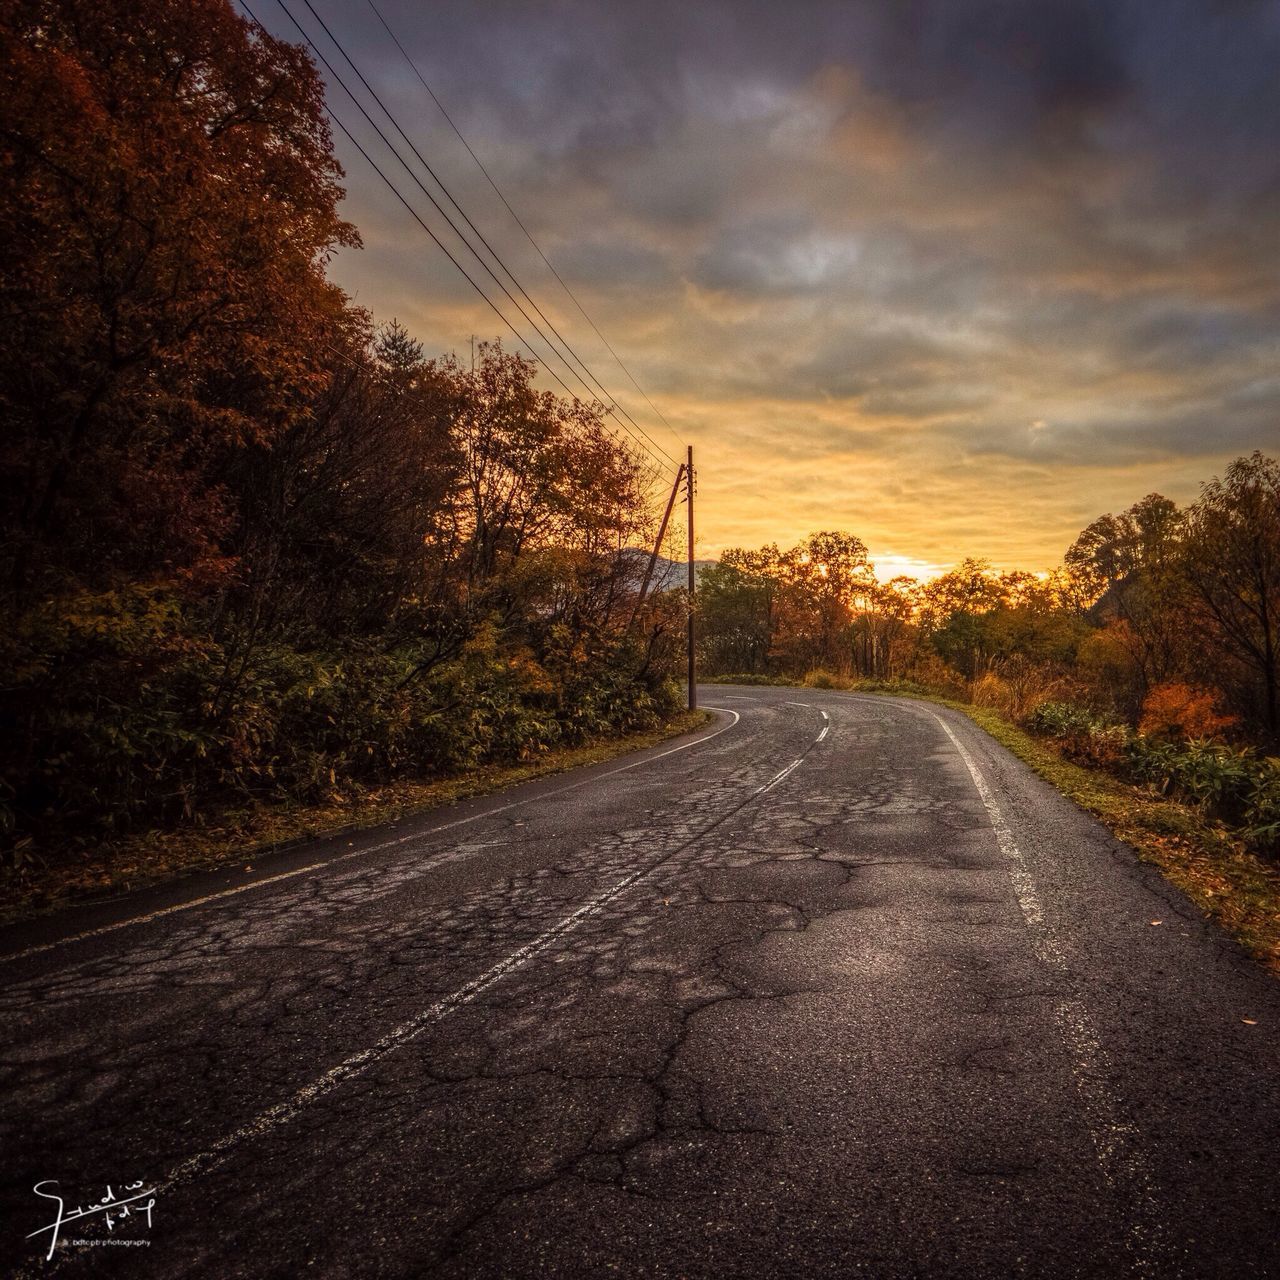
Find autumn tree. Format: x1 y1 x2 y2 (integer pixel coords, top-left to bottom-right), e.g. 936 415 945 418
0 3 681 857
697 548 783 674
1063 494 1187 709
851 576 919 679
0 0 355 604
1181 453 1280 741
771 532 874 673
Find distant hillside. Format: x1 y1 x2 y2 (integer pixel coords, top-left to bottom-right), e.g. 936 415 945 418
619 548 716 591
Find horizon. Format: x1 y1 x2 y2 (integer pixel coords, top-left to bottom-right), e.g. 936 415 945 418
245 0 1280 572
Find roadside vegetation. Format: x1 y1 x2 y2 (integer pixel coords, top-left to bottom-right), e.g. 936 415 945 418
3 711 710 923
0 0 687 908
698 465 1280 969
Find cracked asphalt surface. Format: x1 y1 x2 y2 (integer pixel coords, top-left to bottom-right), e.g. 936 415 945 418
3 687 1279 1278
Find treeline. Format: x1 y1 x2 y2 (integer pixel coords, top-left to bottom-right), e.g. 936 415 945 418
699 454 1280 753
0 0 682 859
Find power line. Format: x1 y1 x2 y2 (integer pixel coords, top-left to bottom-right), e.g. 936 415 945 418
364 0 688 463
265 0 660 469
315 100 669 483
321 336 663 494
302 0 679 471
273 0 680 473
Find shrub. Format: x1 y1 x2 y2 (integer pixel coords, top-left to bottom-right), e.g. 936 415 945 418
802 669 851 690
702 673 790 686
1028 701 1129 767
1029 701 1099 738
1139 683 1237 743
1243 761 1280 853
905 653 967 700
970 672 1014 716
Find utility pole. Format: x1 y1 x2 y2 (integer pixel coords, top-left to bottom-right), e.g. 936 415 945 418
686 445 696 711
470 334 475 372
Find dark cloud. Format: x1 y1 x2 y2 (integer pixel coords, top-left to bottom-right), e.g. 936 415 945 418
268 0 1280 565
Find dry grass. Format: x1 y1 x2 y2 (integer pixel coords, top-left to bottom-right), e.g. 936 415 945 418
1 710 712 924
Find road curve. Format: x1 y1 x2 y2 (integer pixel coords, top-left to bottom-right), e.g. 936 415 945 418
2 687 1278 1278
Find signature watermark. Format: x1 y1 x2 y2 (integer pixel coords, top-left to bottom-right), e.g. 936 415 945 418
27 1181 157 1260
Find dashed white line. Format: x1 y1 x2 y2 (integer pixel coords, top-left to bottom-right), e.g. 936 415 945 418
1 709 742 965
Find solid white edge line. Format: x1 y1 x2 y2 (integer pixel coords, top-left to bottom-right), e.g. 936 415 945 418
923 706 1166 1274
1 708 743 966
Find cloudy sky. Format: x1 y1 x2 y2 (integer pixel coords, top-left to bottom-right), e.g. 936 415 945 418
251 0 1280 572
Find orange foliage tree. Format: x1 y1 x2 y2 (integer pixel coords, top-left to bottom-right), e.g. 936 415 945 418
0 0 355 602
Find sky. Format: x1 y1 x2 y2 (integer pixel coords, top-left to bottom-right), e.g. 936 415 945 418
251 0 1280 573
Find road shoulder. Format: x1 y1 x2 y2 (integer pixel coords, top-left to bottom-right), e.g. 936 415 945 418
0 709 717 934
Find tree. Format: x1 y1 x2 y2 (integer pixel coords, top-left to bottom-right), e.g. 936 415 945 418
851 576 919 679
0 0 683 855
0 0 355 603
1064 495 1187 703
774 531 874 673
697 554 780 675
1182 453 1280 740
916 560 1008 676
1064 494 1182 603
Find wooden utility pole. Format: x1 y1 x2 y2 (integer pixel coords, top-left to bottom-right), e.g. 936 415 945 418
686 445 696 711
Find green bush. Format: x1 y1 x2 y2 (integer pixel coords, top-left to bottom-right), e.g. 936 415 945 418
802 669 851 690
1031 700 1280 855
703 673 791 686
1 592 680 855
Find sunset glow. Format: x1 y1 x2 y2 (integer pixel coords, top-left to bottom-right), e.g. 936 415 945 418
292 0 1280 569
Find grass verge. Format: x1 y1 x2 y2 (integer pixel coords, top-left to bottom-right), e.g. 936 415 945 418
952 704 1280 975
0 710 713 926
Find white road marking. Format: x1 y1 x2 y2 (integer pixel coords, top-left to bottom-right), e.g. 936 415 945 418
925 707 1167 1275
758 758 803 794
1 710 742 965
786 702 828 739
136 725 821 1204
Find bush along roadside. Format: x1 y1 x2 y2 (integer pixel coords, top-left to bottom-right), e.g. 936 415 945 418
1027 702 1280 858
962 703 1280 974
0 708 712 924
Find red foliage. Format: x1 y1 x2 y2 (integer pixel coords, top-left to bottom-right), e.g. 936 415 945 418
0 0 356 601
1139 683 1237 743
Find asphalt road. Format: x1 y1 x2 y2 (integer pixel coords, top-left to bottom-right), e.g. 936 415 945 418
3 687 1278 1278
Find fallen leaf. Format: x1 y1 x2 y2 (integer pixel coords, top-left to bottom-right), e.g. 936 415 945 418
1242 1018 1258 1026
1149 920 1163 926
